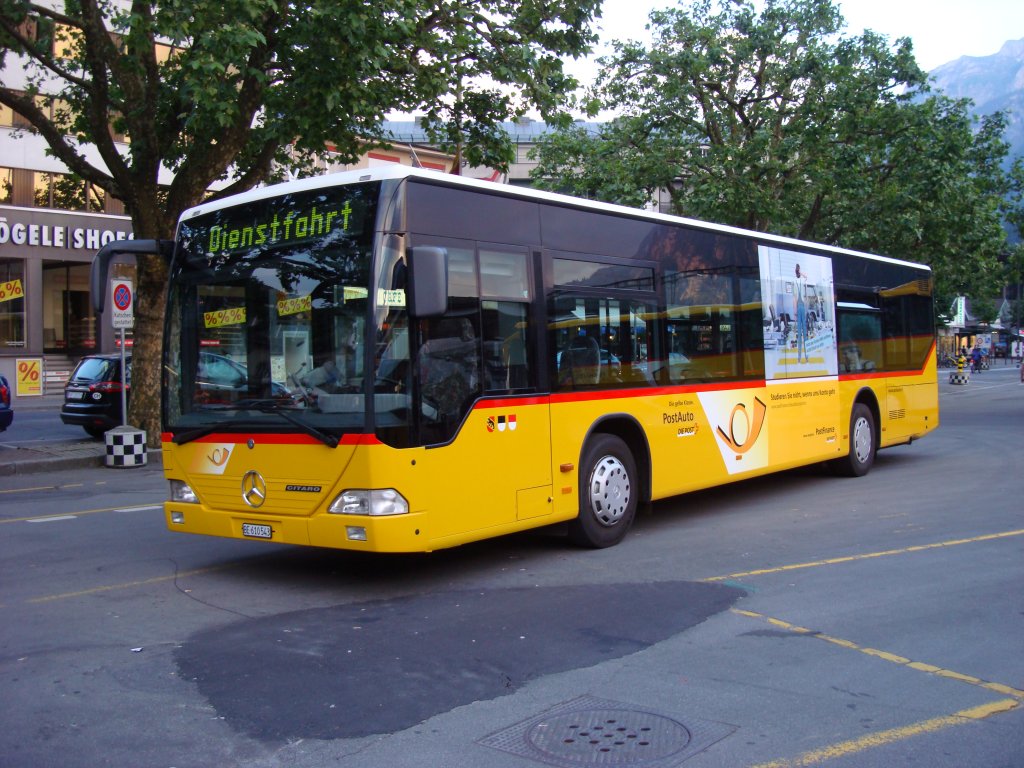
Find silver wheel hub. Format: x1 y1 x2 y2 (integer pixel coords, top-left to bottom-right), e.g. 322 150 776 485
852 416 872 463
587 455 631 527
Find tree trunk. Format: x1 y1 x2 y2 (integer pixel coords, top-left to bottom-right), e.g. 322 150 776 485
128 252 169 449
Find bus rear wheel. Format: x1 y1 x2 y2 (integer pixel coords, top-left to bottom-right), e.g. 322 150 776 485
830 403 876 477
568 434 637 548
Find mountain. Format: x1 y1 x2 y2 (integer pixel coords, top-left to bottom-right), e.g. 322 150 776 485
927 38 1024 165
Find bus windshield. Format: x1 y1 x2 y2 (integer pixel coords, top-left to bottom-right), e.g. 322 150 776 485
163 182 380 442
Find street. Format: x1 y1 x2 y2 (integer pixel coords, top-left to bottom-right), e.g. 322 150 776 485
0 406 94 446
1 369 1021 768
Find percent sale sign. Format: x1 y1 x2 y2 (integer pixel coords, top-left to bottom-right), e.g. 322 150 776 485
15 358 43 397
0 279 24 303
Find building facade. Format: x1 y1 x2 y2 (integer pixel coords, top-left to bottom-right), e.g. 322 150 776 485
1 103 135 398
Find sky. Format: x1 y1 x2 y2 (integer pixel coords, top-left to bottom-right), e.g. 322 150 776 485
571 0 1024 81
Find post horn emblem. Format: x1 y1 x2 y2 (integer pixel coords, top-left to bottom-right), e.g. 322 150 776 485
241 470 267 508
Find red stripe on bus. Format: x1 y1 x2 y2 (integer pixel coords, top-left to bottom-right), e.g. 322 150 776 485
160 432 380 446
838 368 928 382
474 396 550 409
549 379 764 405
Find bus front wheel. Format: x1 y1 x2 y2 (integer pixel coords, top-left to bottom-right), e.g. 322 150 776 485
830 403 876 477
568 434 637 548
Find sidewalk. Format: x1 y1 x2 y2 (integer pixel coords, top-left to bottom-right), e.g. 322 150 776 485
2 393 165 477
0 439 163 477
0 439 112 477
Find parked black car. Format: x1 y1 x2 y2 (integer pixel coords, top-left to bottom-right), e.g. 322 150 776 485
0 373 13 431
60 353 130 438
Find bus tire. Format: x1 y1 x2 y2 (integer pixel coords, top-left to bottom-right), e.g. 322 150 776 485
830 403 876 477
568 434 637 548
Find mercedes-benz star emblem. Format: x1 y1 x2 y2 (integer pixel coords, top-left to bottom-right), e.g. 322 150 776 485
241 470 267 508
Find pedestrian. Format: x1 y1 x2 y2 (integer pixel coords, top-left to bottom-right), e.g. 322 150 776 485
971 346 982 373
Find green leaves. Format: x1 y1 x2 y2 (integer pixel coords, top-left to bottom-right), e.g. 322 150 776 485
0 0 601 441
2 0 601 227
533 0 1020 309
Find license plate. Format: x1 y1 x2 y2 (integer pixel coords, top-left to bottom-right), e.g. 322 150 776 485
66 390 84 400
241 523 273 539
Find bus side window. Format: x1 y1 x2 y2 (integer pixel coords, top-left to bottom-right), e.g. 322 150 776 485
482 300 531 391
837 304 881 372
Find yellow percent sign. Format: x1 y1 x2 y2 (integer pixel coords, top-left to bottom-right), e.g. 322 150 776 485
203 307 247 329
277 294 311 317
16 358 43 397
0 279 24 303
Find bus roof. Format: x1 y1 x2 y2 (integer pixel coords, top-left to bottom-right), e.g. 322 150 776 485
179 165 930 273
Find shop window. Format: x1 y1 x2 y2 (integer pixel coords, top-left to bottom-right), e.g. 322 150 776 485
42 263 95 354
0 260 26 349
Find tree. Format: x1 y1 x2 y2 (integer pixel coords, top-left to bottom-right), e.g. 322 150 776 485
532 0 1020 310
0 0 600 443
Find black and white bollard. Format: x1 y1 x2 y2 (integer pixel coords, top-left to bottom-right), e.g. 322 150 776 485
105 426 147 468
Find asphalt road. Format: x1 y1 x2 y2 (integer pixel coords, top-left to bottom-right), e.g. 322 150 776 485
0 404 90 445
0 368 1021 768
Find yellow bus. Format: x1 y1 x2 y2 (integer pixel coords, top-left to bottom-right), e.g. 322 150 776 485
93 167 938 551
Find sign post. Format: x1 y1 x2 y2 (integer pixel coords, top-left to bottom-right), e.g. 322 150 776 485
110 279 134 426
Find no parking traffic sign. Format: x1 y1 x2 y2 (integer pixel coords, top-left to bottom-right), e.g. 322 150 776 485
111 279 134 329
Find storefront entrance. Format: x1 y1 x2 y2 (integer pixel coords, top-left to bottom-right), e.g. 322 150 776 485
42 261 95 356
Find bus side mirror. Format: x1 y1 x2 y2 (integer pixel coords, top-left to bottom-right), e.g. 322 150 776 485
407 246 448 318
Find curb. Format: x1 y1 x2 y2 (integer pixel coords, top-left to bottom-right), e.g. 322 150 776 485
0 446 163 477
0 451 105 477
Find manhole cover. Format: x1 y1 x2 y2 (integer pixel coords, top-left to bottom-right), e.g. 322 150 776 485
479 696 736 768
526 706 690 764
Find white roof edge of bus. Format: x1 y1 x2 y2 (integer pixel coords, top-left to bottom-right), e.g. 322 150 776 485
837 301 881 310
179 166 930 272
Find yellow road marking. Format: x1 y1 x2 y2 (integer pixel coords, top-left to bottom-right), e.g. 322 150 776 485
704 529 1024 582
733 609 1024 700
27 564 232 604
16 528 1024 618
0 485 56 494
0 480 106 495
1 502 164 524
752 699 1019 767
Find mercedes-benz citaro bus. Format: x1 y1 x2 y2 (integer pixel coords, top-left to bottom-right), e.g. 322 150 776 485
91 166 938 552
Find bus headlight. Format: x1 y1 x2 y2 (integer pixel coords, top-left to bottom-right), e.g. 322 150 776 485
169 479 199 503
328 489 408 516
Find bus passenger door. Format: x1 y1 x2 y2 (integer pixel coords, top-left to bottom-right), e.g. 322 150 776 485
414 242 554 539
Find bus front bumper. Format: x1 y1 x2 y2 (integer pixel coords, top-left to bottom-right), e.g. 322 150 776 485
165 502 431 553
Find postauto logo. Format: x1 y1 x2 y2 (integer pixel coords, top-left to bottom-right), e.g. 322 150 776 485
698 392 769 475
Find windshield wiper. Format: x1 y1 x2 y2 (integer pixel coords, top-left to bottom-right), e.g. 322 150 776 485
237 402 339 448
173 406 339 449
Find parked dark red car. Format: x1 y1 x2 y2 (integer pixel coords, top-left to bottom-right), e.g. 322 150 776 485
0 373 13 432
